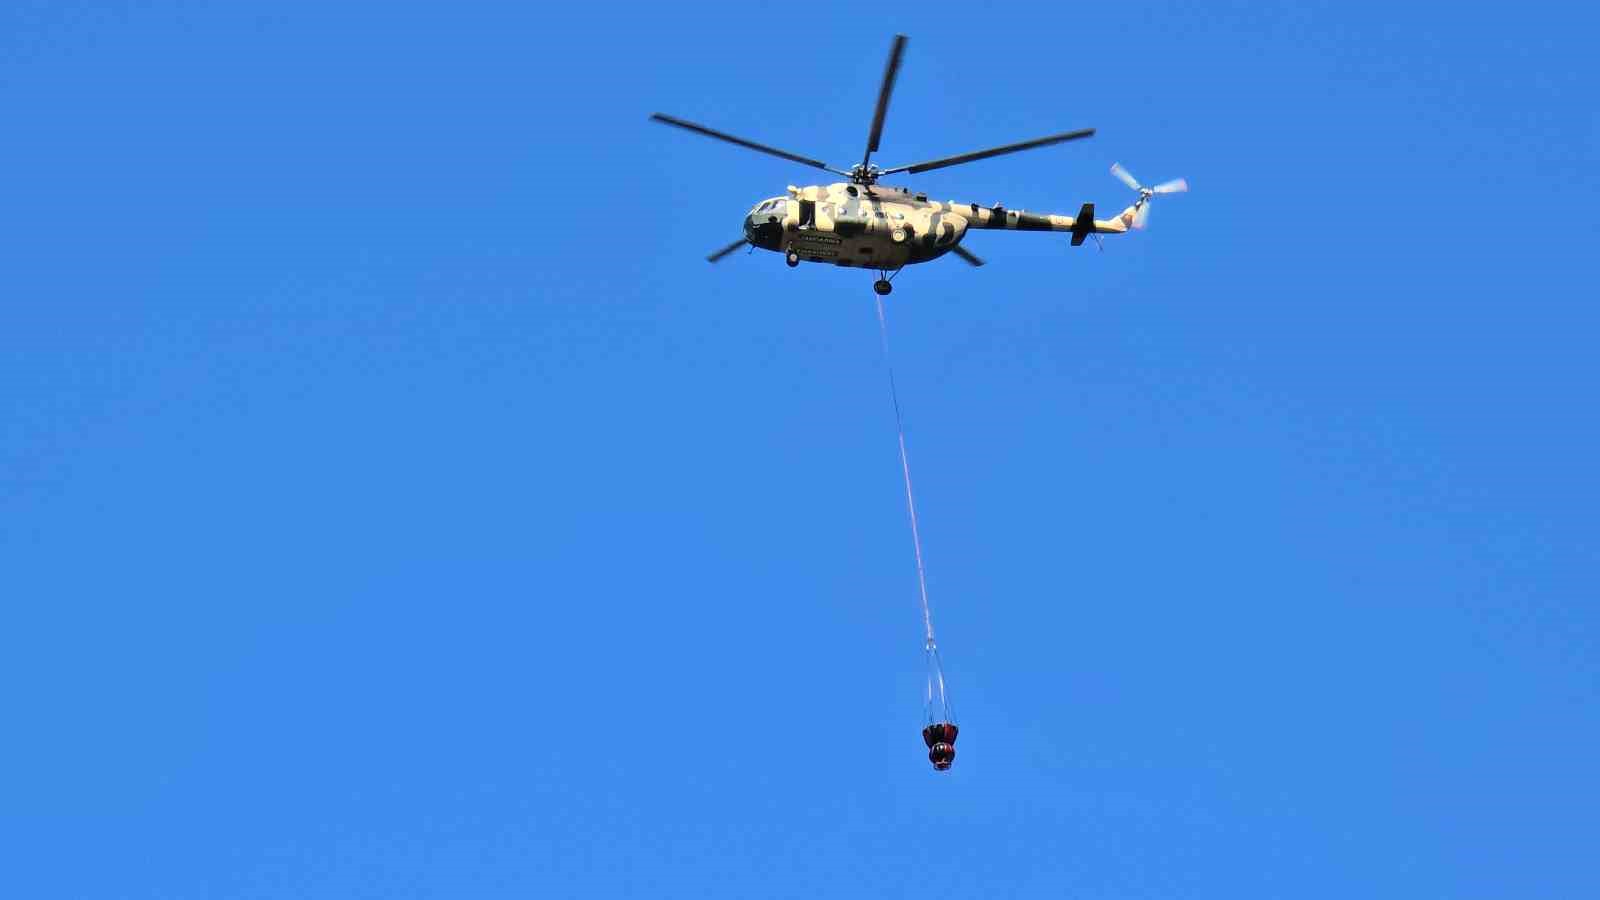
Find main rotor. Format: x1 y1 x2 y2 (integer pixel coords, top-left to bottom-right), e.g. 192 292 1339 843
848 163 886 186
651 34 1094 189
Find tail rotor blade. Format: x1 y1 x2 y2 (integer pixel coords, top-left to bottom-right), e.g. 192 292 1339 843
1151 177 1189 194
1133 202 1151 230
706 238 749 263
1110 162 1142 192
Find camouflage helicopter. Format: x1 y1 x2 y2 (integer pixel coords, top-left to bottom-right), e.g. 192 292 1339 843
651 34 1186 295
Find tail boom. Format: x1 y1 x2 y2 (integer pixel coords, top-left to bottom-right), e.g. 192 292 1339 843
1093 203 1140 235
952 200 1138 242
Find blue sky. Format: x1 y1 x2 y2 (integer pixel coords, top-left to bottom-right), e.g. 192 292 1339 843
2 1 1596 896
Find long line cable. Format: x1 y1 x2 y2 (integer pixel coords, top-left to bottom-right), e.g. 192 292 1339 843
874 295 937 649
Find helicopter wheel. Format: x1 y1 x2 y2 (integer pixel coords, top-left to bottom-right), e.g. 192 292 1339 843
786 251 800 267
873 279 892 296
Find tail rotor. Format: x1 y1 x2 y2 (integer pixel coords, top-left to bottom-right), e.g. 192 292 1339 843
1109 163 1187 229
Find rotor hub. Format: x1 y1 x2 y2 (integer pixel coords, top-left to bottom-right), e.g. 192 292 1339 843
849 163 884 185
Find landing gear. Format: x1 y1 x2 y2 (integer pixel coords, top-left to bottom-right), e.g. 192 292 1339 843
873 267 902 295
785 250 800 267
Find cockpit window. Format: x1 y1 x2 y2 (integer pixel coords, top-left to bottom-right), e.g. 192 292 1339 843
750 199 788 218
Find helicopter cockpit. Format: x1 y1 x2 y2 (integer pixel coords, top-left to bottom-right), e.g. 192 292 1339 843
743 197 788 251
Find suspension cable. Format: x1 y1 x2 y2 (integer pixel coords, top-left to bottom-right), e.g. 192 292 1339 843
874 295 937 649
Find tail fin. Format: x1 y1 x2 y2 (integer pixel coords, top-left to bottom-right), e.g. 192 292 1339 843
1106 203 1140 232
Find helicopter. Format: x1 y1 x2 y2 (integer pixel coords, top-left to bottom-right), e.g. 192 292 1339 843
650 34 1186 295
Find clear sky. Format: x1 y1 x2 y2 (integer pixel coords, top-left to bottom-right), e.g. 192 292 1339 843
3 2 1596 897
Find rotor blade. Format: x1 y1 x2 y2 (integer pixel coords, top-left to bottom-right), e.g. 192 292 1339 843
950 244 985 267
1110 162 1142 192
878 128 1095 176
1133 202 1151 230
706 238 749 263
1151 177 1189 194
650 113 844 174
862 34 908 169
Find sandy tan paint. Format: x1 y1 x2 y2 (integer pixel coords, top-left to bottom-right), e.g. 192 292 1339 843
747 182 1138 268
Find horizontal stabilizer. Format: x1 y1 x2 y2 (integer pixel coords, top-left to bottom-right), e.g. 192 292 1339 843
1070 203 1095 246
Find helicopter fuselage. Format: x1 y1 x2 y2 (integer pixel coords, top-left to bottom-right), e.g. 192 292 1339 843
745 182 1095 269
